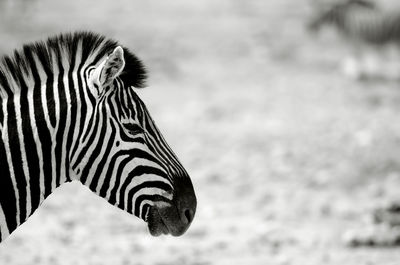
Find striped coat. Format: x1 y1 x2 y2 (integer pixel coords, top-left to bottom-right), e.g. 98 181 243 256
0 32 196 241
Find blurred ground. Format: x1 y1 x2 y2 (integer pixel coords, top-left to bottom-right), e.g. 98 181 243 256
1 0 400 264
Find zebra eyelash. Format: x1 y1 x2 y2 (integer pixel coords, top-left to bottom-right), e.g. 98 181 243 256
123 123 144 135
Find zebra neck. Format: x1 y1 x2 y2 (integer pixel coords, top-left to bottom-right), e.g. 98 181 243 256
0 62 88 242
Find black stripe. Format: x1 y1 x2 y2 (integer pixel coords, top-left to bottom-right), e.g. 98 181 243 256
134 194 172 216
7 99 27 222
116 82 126 119
140 102 185 176
102 154 132 205
141 204 150 220
30 51 53 197
55 55 66 187
78 101 104 183
133 94 144 122
118 166 168 210
65 41 78 182
92 44 114 66
88 119 116 191
0 70 12 96
80 85 103 145
22 49 41 213
133 98 182 175
119 82 132 119
0 99 3 127
0 136 17 233
128 182 172 215
46 68 56 128
19 83 39 212
125 149 168 171
35 44 56 128
107 94 146 144
125 86 136 119
143 132 170 168
144 125 184 178
80 107 96 145
69 58 88 158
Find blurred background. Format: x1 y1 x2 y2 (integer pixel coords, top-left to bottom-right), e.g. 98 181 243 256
1 0 400 264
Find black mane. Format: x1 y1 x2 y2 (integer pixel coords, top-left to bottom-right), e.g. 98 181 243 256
0 31 147 92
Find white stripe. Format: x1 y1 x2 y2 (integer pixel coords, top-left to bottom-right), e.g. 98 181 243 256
105 154 129 202
14 91 32 218
0 126 9 240
123 171 172 212
69 40 82 178
116 159 169 208
0 204 10 240
35 54 52 202
25 55 46 204
69 67 94 169
60 48 72 184
138 197 173 219
83 102 105 186
2 98 20 226
51 50 60 191
91 125 114 193
37 50 55 130
96 94 128 195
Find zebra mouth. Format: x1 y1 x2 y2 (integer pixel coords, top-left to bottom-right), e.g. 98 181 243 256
147 206 170 236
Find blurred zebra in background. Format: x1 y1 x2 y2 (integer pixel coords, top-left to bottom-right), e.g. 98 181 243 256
308 0 400 80
0 32 196 242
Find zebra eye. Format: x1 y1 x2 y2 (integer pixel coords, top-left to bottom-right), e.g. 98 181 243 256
123 123 144 135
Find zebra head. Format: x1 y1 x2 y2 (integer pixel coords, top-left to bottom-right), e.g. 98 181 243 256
73 46 196 237
307 0 376 32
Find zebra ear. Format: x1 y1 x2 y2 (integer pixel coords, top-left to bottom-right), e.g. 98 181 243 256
93 46 126 88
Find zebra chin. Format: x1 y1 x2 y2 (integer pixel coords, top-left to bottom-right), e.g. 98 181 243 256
146 205 190 237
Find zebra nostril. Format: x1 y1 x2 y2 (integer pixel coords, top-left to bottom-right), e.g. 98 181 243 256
183 209 194 224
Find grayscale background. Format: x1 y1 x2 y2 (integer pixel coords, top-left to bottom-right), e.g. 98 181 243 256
0 0 400 264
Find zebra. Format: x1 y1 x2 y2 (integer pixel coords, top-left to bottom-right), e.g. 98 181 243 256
307 0 400 79
0 32 196 242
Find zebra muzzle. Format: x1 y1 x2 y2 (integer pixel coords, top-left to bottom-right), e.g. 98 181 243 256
147 179 197 237
147 202 195 237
